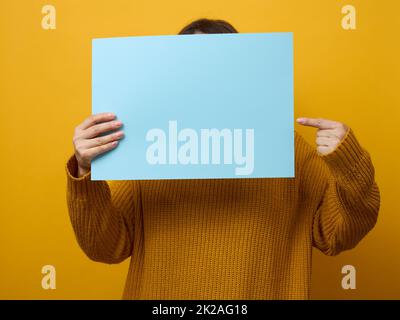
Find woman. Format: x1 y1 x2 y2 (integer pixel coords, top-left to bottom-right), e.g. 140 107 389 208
66 18 380 299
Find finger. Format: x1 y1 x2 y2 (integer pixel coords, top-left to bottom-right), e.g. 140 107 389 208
84 130 125 149
317 145 334 155
316 129 335 138
85 140 120 159
316 137 332 146
77 112 116 131
297 117 338 130
79 120 123 139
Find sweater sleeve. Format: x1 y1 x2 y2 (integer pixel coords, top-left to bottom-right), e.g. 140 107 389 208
299 129 380 256
65 154 138 264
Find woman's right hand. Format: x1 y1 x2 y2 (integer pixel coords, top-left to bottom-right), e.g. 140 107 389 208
72 112 124 177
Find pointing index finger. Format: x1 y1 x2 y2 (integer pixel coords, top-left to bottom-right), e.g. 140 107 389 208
296 117 338 129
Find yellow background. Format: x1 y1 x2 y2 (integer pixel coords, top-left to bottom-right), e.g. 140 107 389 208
0 0 399 299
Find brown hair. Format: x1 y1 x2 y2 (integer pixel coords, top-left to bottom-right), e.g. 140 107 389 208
178 18 238 34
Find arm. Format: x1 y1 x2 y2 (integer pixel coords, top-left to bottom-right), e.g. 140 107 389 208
65 154 138 264
299 129 380 256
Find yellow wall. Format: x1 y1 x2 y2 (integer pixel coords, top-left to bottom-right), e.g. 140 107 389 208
0 0 399 299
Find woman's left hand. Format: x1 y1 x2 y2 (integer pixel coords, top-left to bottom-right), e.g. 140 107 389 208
296 117 349 155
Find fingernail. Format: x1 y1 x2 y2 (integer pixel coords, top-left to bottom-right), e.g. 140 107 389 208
297 118 305 123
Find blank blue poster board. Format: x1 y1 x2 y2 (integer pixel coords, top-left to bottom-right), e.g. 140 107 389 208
91 33 294 180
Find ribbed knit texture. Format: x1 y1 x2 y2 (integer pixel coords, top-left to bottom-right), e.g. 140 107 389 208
65 129 380 300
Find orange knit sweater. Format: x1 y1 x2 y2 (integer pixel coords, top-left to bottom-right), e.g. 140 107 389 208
65 129 380 300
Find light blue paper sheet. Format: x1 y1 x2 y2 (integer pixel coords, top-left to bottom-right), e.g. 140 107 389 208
92 32 294 180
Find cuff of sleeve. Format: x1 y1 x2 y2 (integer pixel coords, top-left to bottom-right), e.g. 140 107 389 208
66 154 91 181
320 128 368 177
65 154 106 201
